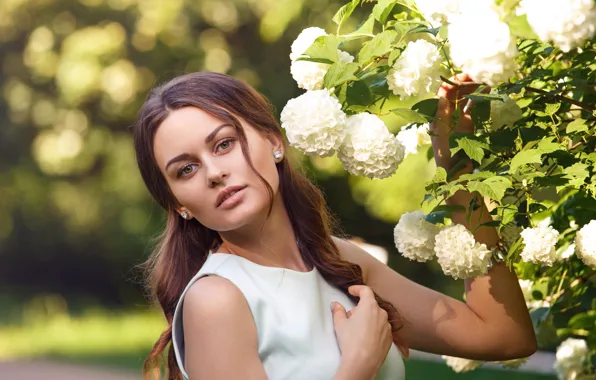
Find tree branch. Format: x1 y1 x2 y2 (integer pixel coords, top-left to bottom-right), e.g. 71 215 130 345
525 86 595 112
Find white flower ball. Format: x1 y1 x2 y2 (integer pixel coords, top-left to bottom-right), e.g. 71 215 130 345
519 0 596 53
499 357 529 369
396 123 431 157
337 113 405 179
448 3 518 85
394 210 442 262
280 90 346 157
442 356 484 372
557 243 576 261
387 40 442 98
290 50 354 90
554 338 588 380
576 220 596 269
490 95 523 131
434 224 492 279
416 0 463 25
520 222 559 266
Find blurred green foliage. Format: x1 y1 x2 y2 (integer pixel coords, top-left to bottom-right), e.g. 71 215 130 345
0 0 439 312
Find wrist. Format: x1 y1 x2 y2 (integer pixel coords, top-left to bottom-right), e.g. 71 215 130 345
334 353 376 380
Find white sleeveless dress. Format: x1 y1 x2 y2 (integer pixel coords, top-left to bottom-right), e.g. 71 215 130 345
172 253 406 379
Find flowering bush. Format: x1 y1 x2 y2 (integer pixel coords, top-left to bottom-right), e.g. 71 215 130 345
284 0 596 376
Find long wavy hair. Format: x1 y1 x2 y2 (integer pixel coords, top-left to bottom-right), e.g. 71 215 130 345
133 72 408 379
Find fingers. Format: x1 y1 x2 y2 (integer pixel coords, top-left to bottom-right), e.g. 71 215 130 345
348 285 376 306
331 301 347 327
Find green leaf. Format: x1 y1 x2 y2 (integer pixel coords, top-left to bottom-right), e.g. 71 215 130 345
372 0 397 24
346 80 373 106
358 30 398 63
432 204 466 213
411 98 439 121
323 62 360 88
564 163 589 187
545 103 561 115
302 35 341 63
430 167 447 183
566 118 588 134
451 136 489 164
390 108 428 124
496 204 517 225
510 149 543 173
332 0 360 27
387 48 401 67
424 210 449 224
343 14 376 41
457 171 496 182
406 24 441 36
534 174 569 187
438 182 465 197
467 176 512 202
537 138 563 154
508 14 539 40
463 92 505 103
471 101 491 129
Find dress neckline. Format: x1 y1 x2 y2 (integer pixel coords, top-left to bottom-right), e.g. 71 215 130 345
209 252 317 276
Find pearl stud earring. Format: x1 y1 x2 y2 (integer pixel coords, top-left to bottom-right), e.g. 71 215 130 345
273 151 283 160
180 210 190 219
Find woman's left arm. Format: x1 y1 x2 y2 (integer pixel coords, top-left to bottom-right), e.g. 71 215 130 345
335 75 537 361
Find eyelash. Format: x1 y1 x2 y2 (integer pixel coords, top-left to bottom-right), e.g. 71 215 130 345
176 138 236 178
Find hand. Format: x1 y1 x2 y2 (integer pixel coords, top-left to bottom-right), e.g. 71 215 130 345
331 285 393 379
430 74 489 169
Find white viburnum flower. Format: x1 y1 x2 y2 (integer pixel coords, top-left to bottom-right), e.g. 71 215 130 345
490 94 523 131
395 123 431 157
416 0 463 25
387 39 442 98
576 220 596 269
289 27 355 90
394 210 442 262
499 357 530 369
434 224 492 279
448 2 518 85
557 243 576 261
520 221 560 266
337 113 405 179
442 356 484 373
518 279 550 310
280 90 346 157
519 0 596 53
554 338 588 380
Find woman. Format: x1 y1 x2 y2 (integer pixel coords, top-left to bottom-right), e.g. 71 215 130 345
134 72 537 380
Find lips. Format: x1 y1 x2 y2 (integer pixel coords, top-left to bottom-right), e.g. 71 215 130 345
216 186 246 207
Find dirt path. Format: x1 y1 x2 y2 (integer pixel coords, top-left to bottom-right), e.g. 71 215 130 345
0 360 139 380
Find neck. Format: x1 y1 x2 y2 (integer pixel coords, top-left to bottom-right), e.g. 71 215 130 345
217 194 309 272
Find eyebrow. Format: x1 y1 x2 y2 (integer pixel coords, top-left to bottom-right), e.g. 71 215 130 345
164 123 233 172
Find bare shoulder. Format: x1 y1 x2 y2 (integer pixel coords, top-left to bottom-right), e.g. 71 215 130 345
182 275 266 379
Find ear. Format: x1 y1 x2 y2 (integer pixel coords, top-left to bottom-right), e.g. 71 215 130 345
264 132 284 155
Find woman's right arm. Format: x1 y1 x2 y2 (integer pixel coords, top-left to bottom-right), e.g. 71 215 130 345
183 277 390 380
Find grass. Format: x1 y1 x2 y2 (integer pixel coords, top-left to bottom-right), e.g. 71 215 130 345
0 299 555 379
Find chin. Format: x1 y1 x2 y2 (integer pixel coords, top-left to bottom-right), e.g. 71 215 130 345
210 197 271 232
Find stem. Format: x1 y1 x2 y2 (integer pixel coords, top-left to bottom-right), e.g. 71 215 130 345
440 75 484 87
525 86 595 112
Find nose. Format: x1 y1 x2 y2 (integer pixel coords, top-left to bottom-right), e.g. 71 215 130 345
205 161 228 188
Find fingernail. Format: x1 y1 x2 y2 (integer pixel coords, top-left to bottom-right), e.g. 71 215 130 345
330 301 337 311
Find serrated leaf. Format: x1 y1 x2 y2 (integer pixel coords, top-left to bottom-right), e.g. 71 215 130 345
510 149 543 173
537 138 562 154
302 35 341 63
372 0 397 24
411 98 439 121
458 171 496 182
387 48 401 67
545 103 561 115
323 62 360 88
358 30 398 63
406 24 441 36
496 204 517 225
332 0 360 27
566 118 588 134
463 92 505 103
439 182 465 197
390 108 428 124
430 167 447 183
451 136 489 164
508 14 539 40
343 14 376 41
564 163 589 187
467 176 511 202
346 80 373 106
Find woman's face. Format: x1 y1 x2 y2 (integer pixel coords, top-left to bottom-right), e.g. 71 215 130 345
153 106 283 231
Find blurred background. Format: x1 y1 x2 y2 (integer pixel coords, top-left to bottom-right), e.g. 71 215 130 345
0 0 555 378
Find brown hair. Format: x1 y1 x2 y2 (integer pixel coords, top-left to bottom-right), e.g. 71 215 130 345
133 72 408 379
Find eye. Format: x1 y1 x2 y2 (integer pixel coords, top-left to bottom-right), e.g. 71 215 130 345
177 163 198 178
215 138 234 153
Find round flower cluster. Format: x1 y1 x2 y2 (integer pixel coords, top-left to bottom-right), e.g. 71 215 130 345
554 338 588 380
393 210 442 262
519 0 596 53
575 220 596 269
448 2 518 85
289 27 355 90
416 0 462 26
396 123 431 157
490 94 523 131
434 224 492 279
280 89 346 157
520 221 560 266
498 357 529 369
442 356 484 373
338 113 405 179
387 39 442 98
